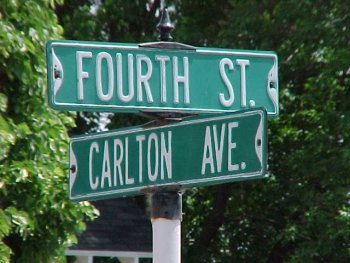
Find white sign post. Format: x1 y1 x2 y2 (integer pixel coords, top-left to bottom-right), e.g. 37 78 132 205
152 219 181 263
150 190 182 263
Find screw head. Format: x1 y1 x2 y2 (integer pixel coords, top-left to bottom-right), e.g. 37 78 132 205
70 165 76 173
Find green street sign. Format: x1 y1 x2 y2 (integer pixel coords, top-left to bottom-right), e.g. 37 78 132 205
69 109 267 201
47 40 278 117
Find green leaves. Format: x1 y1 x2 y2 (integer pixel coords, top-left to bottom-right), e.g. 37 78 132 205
0 209 11 238
4 207 33 239
174 0 350 261
0 209 12 261
0 116 15 162
0 1 96 262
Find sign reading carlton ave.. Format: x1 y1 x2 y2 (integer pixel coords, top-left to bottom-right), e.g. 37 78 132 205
47 40 278 117
69 109 267 201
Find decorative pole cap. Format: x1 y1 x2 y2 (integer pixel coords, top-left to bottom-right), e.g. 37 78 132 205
157 8 175 41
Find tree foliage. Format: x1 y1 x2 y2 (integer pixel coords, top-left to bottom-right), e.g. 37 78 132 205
176 0 350 261
0 1 96 262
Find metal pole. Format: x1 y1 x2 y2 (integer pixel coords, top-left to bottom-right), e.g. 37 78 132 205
150 190 182 263
148 9 182 263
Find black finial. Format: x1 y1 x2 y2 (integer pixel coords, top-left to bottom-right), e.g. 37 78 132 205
157 8 174 41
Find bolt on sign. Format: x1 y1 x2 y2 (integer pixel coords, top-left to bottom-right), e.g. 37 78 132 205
46 40 278 117
69 108 267 201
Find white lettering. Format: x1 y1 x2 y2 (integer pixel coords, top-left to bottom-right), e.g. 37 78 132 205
201 126 214 174
76 51 92 100
96 52 114 101
173 56 190 104
136 135 146 183
219 58 234 107
137 55 153 103
117 53 135 103
160 131 172 179
236 59 249 107
124 137 133 185
228 122 239 171
101 140 112 188
213 124 226 173
156 55 170 103
147 133 159 181
113 138 124 186
89 141 99 190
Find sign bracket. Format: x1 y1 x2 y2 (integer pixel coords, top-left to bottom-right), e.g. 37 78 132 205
141 117 184 129
139 41 196 51
139 110 197 122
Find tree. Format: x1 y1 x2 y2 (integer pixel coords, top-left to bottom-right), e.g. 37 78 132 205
175 0 350 261
55 0 350 262
0 1 96 262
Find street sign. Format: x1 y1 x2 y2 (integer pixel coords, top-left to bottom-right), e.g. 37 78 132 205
69 108 267 201
47 40 278 117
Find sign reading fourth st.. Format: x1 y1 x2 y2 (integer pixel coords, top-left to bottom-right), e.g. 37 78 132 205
47 40 278 117
69 109 267 201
